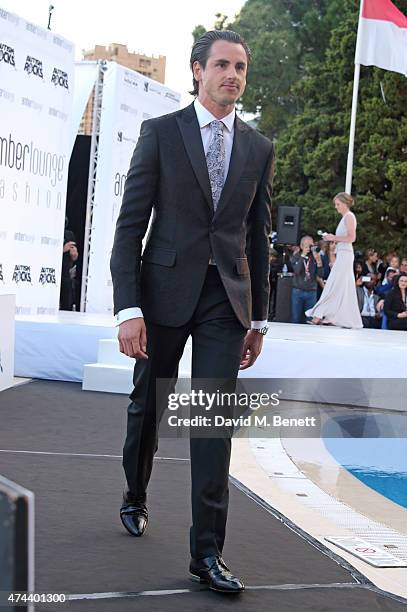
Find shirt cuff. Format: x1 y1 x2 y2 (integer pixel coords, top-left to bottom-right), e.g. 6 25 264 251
251 320 268 329
116 312 267 329
116 307 144 326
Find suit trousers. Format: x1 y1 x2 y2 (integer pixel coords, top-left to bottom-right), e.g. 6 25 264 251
122 266 247 559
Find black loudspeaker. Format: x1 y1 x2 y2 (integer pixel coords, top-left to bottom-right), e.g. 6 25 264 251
276 206 301 245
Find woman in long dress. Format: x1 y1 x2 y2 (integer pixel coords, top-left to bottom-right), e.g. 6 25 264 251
306 192 363 328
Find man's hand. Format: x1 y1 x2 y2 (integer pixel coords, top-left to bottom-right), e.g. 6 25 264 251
397 311 407 319
118 317 148 359
240 330 264 370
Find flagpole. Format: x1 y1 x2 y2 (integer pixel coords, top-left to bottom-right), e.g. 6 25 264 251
345 62 360 194
345 0 364 194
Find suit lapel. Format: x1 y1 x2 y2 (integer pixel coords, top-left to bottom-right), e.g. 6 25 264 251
176 103 213 212
215 116 252 217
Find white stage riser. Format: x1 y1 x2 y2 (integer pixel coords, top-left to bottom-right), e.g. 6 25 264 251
83 343 192 394
83 326 407 410
13 314 407 410
0 294 16 392
97 339 133 366
15 313 117 383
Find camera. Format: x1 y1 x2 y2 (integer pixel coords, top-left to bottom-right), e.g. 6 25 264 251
361 276 371 283
311 245 321 254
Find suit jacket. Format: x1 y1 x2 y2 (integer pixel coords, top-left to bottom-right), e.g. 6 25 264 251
110 102 274 329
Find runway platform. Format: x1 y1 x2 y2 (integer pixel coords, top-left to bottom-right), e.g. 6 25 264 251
1 380 406 611
14 312 407 386
15 312 117 383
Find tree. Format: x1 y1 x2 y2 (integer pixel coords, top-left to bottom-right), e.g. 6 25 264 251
230 0 342 138
192 0 407 251
273 0 407 252
192 25 206 43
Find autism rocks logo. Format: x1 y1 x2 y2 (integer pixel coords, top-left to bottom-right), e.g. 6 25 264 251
0 43 15 66
51 68 69 89
0 263 3 283
24 55 44 78
39 267 56 285
12 265 32 284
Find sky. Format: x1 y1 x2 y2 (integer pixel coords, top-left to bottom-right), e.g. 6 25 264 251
3 0 246 106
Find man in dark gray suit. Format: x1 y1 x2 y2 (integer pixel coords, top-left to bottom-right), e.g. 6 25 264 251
110 29 274 594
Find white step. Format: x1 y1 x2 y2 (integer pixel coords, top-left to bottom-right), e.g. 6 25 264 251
82 338 192 394
97 338 134 366
83 363 133 394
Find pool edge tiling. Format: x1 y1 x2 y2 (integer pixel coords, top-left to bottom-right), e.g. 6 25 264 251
230 435 407 601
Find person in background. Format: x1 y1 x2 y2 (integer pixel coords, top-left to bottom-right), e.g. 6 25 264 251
378 251 398 278
268 247 280 321
316 240 330 299
60 217 78 311
290 235 323 323
376 266 397 298
356 273 383 329
389 255 400 272
362 248 379 276
354 260 364 279
400 258 407 274
306 192 362 329
327 240 336 271
384 273 407 331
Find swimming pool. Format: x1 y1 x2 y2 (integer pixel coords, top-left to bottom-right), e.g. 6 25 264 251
323 413 407 510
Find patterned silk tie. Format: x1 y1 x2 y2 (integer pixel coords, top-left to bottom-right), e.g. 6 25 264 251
206 120 225 210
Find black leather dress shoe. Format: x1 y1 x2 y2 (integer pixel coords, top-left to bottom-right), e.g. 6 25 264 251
120 500 148 537
189 555 244 593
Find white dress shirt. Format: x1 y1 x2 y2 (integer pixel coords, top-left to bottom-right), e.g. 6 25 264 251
116 99 267 330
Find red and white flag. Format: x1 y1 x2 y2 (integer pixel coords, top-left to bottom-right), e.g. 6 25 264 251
355 0 407 75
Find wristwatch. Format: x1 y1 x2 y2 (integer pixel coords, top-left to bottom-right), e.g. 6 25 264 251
252 325 269 336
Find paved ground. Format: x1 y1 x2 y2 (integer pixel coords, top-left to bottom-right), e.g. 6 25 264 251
0 380 406 611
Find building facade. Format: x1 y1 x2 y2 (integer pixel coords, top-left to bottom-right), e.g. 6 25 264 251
79 43 166 135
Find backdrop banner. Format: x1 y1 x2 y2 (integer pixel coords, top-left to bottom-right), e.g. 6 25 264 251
0 7 74 316
85 61 180 313
69 61 99 156
0 294 15 391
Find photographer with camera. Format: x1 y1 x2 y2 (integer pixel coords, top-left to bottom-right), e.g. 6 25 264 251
290 235 323 324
